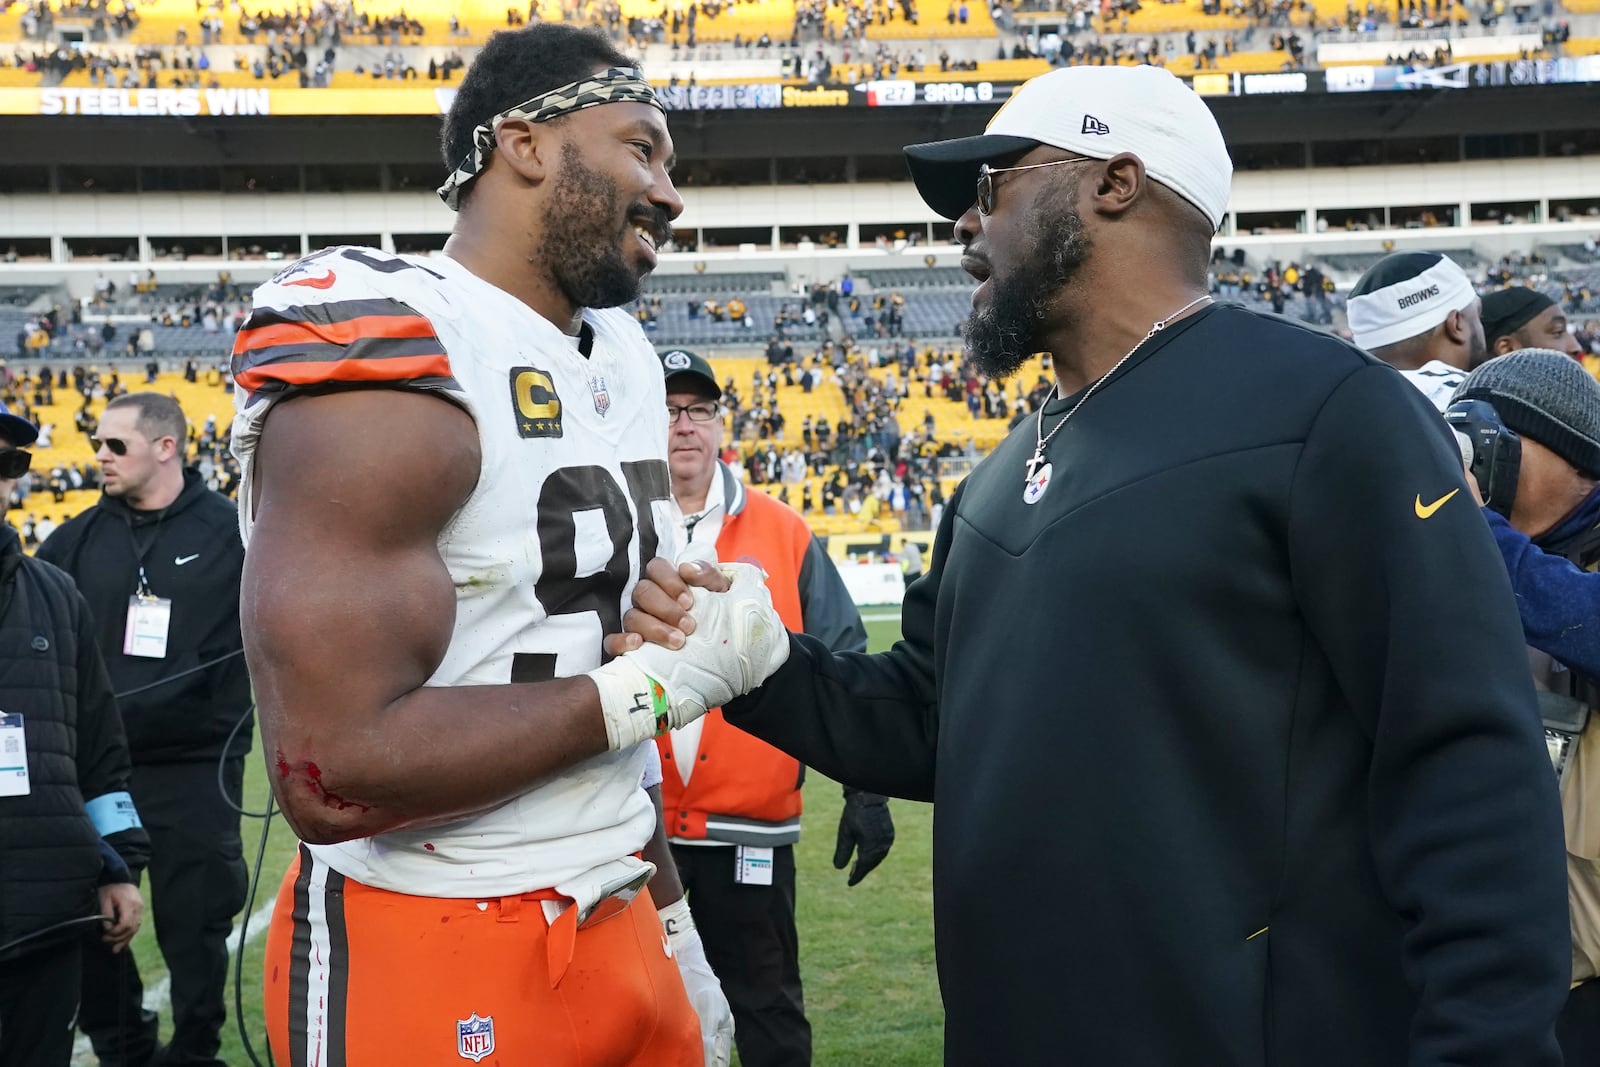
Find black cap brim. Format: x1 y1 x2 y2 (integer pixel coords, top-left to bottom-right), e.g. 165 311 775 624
904 134 1040 221
0 413 38 447
666 370 721 401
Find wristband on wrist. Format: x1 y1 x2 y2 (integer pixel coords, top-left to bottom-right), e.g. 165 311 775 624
646 675 670 737
658 895 695 939
590 661 675 750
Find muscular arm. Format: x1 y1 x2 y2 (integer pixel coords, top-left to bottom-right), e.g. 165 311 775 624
244 388 610 844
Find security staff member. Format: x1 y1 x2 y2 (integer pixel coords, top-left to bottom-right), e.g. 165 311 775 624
1450 349 1600 1062
0 404 149 1067
37 393 249 1067
1481 288 1585 361
655 348 892 1067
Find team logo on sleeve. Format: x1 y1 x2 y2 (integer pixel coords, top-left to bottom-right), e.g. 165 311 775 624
509 366 563 438
456 1013 495 1062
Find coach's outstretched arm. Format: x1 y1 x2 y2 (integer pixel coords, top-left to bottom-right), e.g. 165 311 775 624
244 388 760 845
631 487 956 803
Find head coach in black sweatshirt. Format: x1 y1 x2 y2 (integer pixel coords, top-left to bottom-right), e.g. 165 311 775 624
699 65 1573 1066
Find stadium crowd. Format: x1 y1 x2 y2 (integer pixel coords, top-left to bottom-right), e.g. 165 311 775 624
0 359 242 523
1 0 1593 98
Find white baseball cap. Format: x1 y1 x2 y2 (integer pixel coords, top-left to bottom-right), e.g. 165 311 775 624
904 64 1233 231
1347 252 1477 350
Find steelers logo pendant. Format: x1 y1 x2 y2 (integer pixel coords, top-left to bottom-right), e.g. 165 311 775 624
1023 462 1052 505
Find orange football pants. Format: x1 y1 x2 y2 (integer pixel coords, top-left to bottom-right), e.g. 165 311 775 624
264 845 702 1066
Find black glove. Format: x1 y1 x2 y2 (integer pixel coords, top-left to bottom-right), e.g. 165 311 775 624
834 788 894 886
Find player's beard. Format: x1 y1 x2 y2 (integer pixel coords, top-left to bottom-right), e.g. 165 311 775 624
537 142 655 310
963 197 1092 379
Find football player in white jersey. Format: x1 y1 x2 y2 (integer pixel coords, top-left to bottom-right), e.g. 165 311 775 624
230 24 784 1067
1346 251 1489 411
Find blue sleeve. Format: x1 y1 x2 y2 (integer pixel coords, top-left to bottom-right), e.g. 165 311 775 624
1484 508 1600 680
96 837 133 886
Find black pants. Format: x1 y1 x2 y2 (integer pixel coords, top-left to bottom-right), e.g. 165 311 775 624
672 843 810 1067
0 939 80 1067
80 758 248 1067
1560 978 1600 1064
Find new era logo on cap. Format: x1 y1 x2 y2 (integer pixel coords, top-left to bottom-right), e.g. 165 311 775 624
1081 115 1110 135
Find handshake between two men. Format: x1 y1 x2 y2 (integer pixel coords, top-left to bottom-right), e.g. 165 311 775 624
591 547 792 751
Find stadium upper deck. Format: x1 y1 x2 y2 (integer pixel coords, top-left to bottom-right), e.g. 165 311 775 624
0 0 1591 94
0 0 997 48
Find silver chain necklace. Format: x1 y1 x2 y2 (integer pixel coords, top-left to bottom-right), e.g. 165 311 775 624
1024 294 1212 490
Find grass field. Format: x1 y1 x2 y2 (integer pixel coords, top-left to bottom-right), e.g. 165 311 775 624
86 615 942 1066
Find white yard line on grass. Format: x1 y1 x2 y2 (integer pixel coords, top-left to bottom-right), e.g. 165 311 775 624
71 900 277 1065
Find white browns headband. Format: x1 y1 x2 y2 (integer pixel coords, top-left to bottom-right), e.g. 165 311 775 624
1347 255 1477 351
437 67 662 211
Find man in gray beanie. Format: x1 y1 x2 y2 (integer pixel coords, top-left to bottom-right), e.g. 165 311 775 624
1453 347 1600 1062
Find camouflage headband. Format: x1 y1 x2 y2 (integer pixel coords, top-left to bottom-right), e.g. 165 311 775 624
437 66 662 211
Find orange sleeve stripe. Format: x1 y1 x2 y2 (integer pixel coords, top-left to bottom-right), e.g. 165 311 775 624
235 353 453 392
234 313 439 354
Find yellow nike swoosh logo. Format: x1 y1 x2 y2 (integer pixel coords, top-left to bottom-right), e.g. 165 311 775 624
1414 489 1460 519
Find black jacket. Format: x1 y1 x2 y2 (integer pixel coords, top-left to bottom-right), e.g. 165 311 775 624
0 525 150 962
37 469 251 764
728 306 1570 1066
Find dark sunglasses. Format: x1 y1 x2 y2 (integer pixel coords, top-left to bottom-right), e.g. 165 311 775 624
0 448 31 479
976 157 1094 216
91 435 130 456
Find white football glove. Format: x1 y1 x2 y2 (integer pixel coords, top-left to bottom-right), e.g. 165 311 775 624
589 561 790 751
659 897 733 1067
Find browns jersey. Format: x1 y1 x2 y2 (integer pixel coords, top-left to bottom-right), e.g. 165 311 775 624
232 246 675 898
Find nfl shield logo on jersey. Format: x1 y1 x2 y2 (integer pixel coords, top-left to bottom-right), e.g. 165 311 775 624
456 1013 495 1062
590 375 611 416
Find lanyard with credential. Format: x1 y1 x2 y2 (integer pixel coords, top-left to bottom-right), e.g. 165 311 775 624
123 513 173 660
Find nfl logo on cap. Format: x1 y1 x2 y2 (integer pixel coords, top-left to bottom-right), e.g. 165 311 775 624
456 1013 495 1062
663 350 693 371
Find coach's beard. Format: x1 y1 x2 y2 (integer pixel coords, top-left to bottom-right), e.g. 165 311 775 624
963 203 1092 379
537 143 656 310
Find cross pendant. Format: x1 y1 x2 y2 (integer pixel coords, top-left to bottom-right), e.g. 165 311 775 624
1025 447 1046 484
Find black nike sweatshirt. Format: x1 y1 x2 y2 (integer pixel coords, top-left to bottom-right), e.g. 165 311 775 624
726 305 1570 1066
38 469 251 764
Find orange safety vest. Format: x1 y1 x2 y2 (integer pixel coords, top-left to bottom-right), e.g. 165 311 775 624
656 483 811 846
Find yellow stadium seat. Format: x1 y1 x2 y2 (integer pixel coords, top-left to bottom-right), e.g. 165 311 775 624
1164 50 1301 75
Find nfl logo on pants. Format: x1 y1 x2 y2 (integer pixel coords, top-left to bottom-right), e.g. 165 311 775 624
457 1013 495 1062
